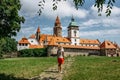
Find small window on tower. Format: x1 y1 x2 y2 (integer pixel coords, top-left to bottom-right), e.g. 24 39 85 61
75 43 77 45
75 39 76 41
74 30 77 37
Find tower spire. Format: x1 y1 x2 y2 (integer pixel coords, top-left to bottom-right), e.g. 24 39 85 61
37 26 40 33
36 26 41 41
71 15 74 21
55 16 61 26
53 16 62 37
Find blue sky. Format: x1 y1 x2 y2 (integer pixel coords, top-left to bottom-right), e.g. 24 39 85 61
16 0 120 45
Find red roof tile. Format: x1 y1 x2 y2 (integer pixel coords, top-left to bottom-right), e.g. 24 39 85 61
80 39 100 44
100 40 116 49
29 45 44 49
18 37 30 44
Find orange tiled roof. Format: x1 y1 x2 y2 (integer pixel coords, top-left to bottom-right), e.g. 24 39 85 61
39 34 52 42
62 45 100 50
53 36 70 43
80 39 100 44
29 34 36 38
100 40 116 49
18 37 30 44
39 34 70 44
48 37 57 46
29 45 44 49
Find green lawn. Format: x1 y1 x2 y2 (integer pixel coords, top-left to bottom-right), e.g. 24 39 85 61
0 57 57 79
63 56 120 80
0 56 120 80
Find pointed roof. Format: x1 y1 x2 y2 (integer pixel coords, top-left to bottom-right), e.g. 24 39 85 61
100 40 116 49
55 16 61 24
36 26 40 33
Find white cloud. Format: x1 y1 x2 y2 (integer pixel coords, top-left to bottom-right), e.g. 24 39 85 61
20 0 40 17
80 29 120 37
80 5 120 29
42 0 88 19
20 0 88 19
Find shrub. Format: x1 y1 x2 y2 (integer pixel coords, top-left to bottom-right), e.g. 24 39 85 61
18 48 47 57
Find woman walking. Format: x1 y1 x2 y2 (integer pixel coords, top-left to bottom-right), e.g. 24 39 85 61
57 46 64 73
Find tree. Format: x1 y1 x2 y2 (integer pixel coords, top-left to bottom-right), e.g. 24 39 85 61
0 0 25 38
38 0 115 16
0 37 17 54
0 38 6 54
2 37 17 54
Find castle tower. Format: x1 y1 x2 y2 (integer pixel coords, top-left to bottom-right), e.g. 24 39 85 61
53 16 62 37
36 26 41 41
68 16 80 45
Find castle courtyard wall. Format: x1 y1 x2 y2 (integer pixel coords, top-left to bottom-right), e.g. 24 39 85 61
47 46 100 56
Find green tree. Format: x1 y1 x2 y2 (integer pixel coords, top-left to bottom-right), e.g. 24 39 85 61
38 0 115 16
0 37 17 55
0 0 25 38
0 38 6 54
2 37 17 54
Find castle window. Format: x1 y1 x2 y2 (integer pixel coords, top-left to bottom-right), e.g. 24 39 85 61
25 44 28 46
75 39 76 42
19 43 21 46
108 43 110 45
74 30 77 37
31 41 33 43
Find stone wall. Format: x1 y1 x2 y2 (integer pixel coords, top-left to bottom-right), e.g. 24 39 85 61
47 46 100 56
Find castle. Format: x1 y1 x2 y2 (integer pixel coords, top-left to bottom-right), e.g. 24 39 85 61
17 16 120 57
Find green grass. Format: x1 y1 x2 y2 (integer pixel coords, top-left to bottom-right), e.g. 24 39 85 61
0 57 57 79
63 56 120 80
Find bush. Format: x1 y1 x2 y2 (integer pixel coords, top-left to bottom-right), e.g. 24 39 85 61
0 54 3 59
18 48 47 57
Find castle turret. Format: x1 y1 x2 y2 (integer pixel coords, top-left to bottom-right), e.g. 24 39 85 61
68 16 80 45
53 16 62 37
36 26 41 41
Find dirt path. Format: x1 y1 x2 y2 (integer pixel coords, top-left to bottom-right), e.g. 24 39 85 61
30 57 74 80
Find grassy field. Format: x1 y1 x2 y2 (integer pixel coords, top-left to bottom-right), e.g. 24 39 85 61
0 56 120 80
0 57 57 79
63 56 120 80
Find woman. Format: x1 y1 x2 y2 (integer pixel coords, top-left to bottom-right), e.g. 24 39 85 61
57 46 64 73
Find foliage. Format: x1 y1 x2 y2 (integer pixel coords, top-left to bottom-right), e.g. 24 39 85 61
38 0 115 16
18 48 47 57
0 0 25 38
0 57 57 78
0 37 17 55
63 56 120 80
0 38 6 54
3 37 17 54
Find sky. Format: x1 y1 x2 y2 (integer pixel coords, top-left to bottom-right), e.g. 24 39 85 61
16 0 120 45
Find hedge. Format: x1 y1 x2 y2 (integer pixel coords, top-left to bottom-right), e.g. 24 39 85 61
18 48 47 57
